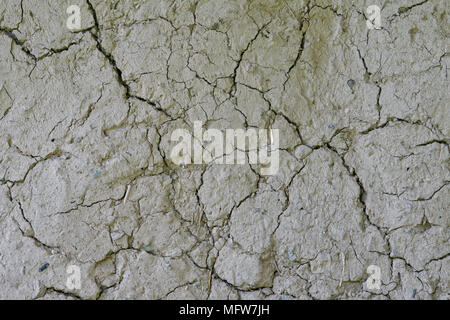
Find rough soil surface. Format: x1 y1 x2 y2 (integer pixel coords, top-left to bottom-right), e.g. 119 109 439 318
0 0 448 300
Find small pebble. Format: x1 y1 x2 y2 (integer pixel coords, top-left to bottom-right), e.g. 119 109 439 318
144 246 152 253
39 263 49 272
347 79 355 89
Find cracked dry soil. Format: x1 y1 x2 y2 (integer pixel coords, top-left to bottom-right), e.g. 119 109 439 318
0 0 449 300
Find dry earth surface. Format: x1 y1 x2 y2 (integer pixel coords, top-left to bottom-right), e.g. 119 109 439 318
0 0 449 299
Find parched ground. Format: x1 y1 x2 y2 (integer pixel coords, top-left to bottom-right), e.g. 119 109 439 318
0 0 448 300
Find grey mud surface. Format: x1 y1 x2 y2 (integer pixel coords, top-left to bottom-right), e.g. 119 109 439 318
0 0 448 300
